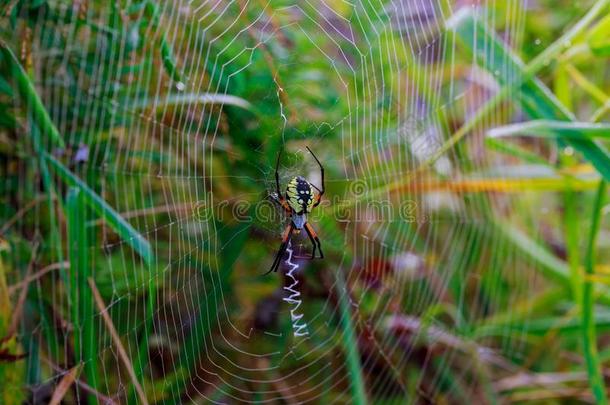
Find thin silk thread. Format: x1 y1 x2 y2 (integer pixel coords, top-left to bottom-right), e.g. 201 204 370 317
283 242 309 337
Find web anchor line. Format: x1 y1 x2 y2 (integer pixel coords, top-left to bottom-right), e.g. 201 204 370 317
282 242 310 337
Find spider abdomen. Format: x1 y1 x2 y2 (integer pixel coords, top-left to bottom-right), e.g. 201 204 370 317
286 176 314 213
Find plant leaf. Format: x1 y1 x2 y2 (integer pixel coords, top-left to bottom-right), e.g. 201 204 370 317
588 14 610 56
46 153 152 265
0 43 65 148
489 120 610 139
49 365 81 405
448 8 610 182
129 92 253 112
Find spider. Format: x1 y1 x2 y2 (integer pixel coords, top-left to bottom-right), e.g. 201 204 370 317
265 146 325 275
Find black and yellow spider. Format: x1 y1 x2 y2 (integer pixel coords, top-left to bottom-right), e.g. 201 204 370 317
265 147 325 275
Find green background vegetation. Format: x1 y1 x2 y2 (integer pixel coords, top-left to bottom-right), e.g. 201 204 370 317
3 0 610 403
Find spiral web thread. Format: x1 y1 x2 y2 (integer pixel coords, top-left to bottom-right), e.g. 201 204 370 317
282 242 310 338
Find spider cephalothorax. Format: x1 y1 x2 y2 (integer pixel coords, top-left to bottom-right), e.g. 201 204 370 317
265 147 325 275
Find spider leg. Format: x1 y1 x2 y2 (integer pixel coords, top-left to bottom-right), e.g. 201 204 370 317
270 148 293 214
279 199 292 214
312 191 323 209
269 193 292 214
304 222 317 259
304 223 323 259
306 146 324 207
264 223 294 275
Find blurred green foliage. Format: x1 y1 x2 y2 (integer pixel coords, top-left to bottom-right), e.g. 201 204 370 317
2 0 610 403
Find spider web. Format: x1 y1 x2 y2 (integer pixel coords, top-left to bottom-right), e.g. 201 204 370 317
1 0 562 403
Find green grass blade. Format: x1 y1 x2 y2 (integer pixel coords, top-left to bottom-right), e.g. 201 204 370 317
475 311 610 337
127 274 155 405
489 120 610 140
0 42 65 148
492 219 610 305
66 188 100 403
140 1 183 84
335 269 368 405
565 189 583 303
29 119 64 360
130 92 253 112
158 218 251 403
45 153 152 265
588 14 610 56
433 0 609 166
582 181 608 405
448 8 610 181
491 221 570 286
480 288 566 328
485 137 551 165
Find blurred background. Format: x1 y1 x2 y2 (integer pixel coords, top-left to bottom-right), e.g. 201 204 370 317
2 0 610 403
